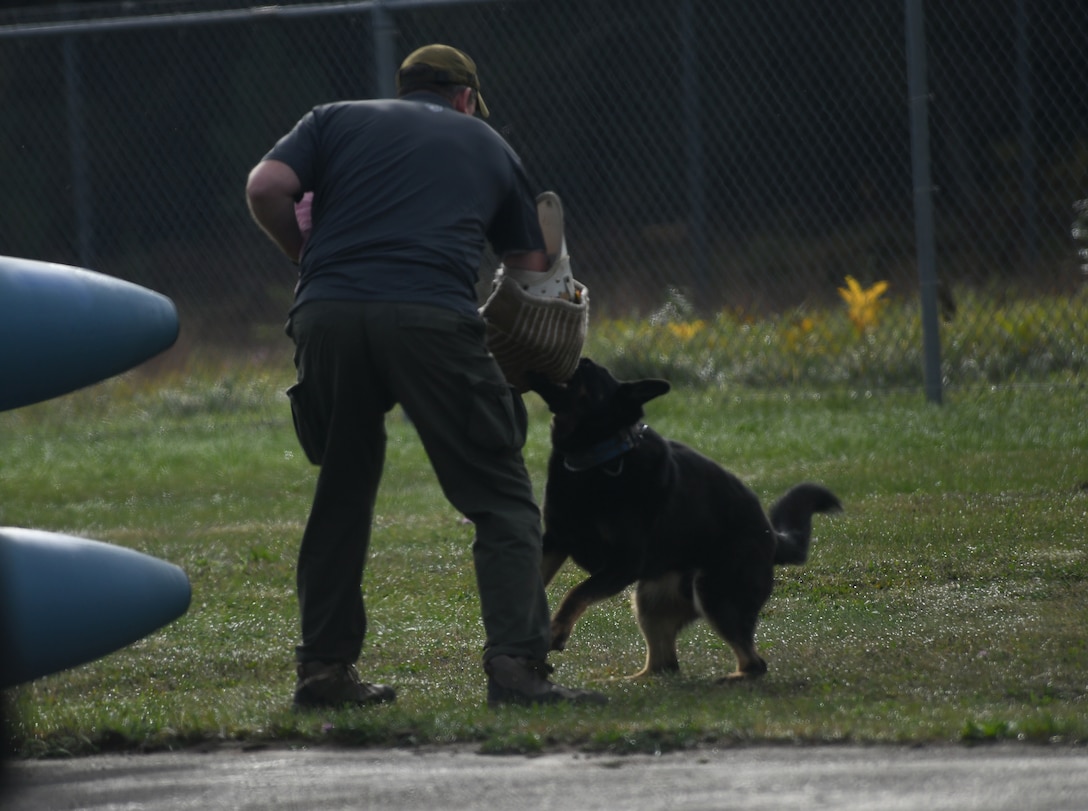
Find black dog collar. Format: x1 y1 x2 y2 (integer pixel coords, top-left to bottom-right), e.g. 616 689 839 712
562 423 647 473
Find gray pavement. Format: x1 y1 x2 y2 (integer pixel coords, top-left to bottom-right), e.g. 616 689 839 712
4 743 1088 811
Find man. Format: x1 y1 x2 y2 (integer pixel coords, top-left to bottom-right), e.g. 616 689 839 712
245 44 605 709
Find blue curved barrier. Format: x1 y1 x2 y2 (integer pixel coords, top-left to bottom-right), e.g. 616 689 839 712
0 256 179 412
0 528 192 688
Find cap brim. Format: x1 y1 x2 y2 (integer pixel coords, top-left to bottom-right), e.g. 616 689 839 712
476 92 489 118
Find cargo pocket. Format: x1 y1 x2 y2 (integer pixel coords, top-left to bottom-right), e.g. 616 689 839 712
286 382 327 465
466 375 527 453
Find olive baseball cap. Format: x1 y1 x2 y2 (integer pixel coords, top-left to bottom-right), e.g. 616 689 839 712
396 44 489 118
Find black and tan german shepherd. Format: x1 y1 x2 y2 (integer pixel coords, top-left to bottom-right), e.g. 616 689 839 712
530 358 842 681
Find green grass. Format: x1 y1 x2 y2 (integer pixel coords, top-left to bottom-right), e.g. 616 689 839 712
2 331 1087 758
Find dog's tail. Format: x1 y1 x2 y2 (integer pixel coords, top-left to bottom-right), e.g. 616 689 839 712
770 483 843 565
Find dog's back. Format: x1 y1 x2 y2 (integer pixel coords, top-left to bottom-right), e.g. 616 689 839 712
541 427 765 568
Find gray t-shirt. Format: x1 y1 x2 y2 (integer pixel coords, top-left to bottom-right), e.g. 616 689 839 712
264 91 544 316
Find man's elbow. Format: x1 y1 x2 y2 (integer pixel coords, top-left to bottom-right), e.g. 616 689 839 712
246 160 300 207
245 165 277 207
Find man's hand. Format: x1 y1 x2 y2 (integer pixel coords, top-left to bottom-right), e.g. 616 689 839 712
501 249 548 273
295 192 314 256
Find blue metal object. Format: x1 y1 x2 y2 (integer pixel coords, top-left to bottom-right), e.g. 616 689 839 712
0 256 179 412
0 528 191 688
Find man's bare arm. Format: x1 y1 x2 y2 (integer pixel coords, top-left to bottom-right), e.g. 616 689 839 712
246 160 304 263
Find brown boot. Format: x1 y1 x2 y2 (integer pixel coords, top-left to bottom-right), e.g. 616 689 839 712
485 655 608 708
292 661 396 710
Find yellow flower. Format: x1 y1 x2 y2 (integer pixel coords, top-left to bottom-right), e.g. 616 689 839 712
838 276 889 334
784 316 816 351
666 320 706 341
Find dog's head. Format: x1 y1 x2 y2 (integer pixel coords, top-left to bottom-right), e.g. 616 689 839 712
529 358 670 451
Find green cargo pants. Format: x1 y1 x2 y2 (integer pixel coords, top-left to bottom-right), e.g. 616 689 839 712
285 299 551 667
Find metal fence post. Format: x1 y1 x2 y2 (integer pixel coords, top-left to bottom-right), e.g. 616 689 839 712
372 2 396 99
680 0 708 305
906 0 943 404
1015 0 1038 267
63 34 93 270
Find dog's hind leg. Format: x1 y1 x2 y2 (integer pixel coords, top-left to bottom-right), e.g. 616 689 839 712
630 573 699 678
693 569 772 680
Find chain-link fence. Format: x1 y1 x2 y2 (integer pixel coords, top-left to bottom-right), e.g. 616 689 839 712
1 0 1085 394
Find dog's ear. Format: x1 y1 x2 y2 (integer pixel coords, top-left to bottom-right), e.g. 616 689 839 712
623 378 671 407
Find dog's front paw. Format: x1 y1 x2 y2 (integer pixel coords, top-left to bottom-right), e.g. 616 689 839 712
549 622 571 651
